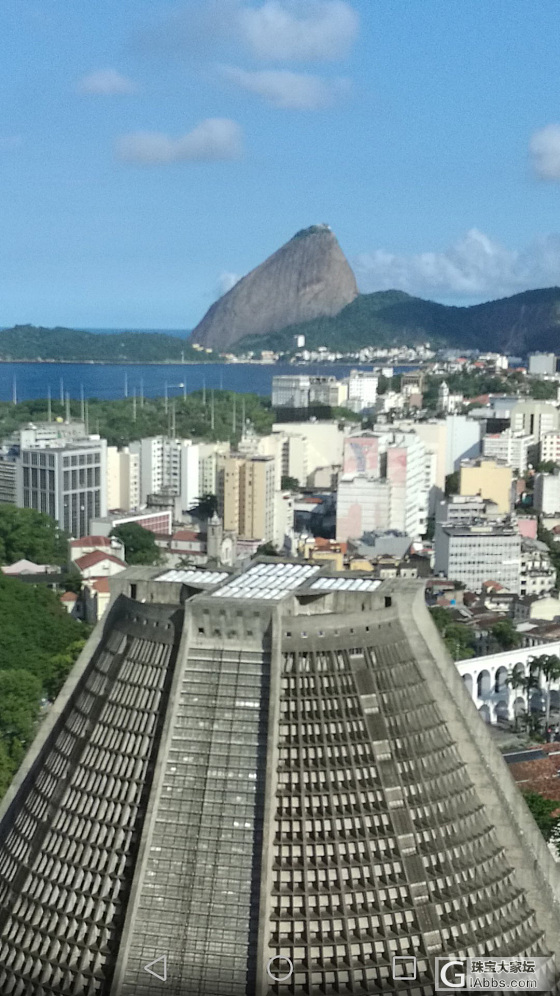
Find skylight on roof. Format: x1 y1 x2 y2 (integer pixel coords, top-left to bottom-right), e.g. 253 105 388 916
210 562 320 600
156 569 228 586
309 577 381 592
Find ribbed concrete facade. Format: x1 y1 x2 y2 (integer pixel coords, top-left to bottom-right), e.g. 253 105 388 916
0 562 559 995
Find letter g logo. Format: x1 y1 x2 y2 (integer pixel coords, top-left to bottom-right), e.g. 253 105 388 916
436 958 467 990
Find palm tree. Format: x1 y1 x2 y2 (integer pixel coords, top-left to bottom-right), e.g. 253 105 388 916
528 654 560 730
507 664 541 733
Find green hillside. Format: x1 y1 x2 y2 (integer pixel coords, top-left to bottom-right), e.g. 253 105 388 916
233 287 560 355
0 325 214 362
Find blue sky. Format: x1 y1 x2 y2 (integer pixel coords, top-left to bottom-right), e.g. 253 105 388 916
2 0 560 328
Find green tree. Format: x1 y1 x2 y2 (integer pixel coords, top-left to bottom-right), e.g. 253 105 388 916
507 661 543 734
429 607 476 660
0 671 42 751
528 654 560 729
189 493 219 518
254 542 280 558
492 619 521 651
0 575 87 798
43 638 88 701
0 505 68 565
0 740 16 799
110 523 162 565
523 791 560 847
445 471 459 496
281 476 300 492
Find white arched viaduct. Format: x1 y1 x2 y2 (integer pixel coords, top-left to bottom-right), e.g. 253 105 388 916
456 641 560 725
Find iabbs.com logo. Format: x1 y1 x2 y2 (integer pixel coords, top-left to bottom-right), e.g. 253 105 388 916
435 957 553 991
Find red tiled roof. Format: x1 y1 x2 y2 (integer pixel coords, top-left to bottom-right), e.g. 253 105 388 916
70 535 113 548
313 538 347 552
90 577 110 593
172 530 204 542
508 749 560 801
60 591 77 602
74 551 126 571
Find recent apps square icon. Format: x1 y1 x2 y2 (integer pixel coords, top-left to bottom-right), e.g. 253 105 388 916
392 956 417 981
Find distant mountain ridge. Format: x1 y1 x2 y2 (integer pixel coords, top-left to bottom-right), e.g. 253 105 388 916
233 286 560 356
0 325 209 362
191 225 359 349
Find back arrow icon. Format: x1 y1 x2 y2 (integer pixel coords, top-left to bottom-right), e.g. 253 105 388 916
143 955 167 982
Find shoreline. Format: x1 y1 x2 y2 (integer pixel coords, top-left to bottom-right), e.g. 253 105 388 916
0 357 420 368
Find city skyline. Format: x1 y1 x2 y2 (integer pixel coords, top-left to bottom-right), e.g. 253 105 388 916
1 0 560 327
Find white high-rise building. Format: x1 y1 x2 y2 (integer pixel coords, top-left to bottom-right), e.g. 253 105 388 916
534 471 560 515
434 521 522 593
445 414 481 474
273 421 349 486
391 419 447 515
129 437 200 512
482 429 536 473
336 430 428 541
346 370 378 412
528 353 557 377
271 375 311 408
198 441 230 496
540 431 560 465
106 446 140 511
510 400 559 441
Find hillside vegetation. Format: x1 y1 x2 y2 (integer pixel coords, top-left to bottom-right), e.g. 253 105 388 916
0 325 213 362
0 575 86 796
234 287 560 355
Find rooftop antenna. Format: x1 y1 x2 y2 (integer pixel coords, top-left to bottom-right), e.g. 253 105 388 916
65 392 70 424
202 378 206 406
80 384 85 424
47 386 52 422
60 377 64 406
12 376 17 406
232 394 237 435
164 382 169 415
140 377 144 408
242 396 246 430
211 390 215 431
124 372 128 399
132 389 137 422
171 399 176 439
85 400 90 435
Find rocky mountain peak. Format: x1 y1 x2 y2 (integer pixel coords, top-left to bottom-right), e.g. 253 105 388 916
190 226 358 350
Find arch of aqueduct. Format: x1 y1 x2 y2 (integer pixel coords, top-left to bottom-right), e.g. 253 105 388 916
457 641 560 725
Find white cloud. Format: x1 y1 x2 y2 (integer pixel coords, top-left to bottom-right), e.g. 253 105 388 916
354 229 560 300
217 271 242 295
77 69 137 95
116 118 244 164
137 1 358 63
530 124 560 181
0 135 22 151
237 0 358 61
221 65 348 108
